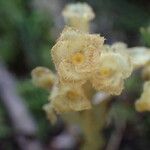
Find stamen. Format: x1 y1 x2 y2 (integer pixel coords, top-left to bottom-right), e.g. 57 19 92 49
66 90 79 100
99 68 111 77
71 52 85 65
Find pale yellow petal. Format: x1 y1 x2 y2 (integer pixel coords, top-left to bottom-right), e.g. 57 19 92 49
62 2 95 21
135 81 150 112
50 83 91 113
91 48 132 95
58 61 89 82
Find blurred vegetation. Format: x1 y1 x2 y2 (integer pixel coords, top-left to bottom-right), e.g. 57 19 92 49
0 0 150 149
18 80 65 143
0 0 54 76
141 26 150 47
74 0 150 45
0 0 55 148
17 80 49 139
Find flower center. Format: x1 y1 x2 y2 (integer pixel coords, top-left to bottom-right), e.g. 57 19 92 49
99 68 112 77
71 52 85 65
66 90 79 100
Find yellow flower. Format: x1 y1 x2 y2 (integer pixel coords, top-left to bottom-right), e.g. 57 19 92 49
91 47 133 95
135 81 150 112
51 27 104 83
31 66 56 89
128 47 150 69
49 84 91 114
62 2 95 32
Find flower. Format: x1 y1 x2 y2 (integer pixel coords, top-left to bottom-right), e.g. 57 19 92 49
135 81 150 112
48 84 91 114
31 66 56 89
128 47 150 69
62 2 95 32
91 46 133 95
51 27 104 84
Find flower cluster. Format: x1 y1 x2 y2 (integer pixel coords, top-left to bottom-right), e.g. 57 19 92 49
31 3 137 122
52 28 133 94
41 27 133 120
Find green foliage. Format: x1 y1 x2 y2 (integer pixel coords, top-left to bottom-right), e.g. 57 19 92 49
0 0 54 70
76 0 150 31
0 0 22 62
125 72 143 97
141 26 150 47
17 79 52 140
0 104 12 139
109 102 136 124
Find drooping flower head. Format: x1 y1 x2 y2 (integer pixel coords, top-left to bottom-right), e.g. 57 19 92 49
31 66 56 89
62 2 95 32
135 81 150 112
51 27 104 84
